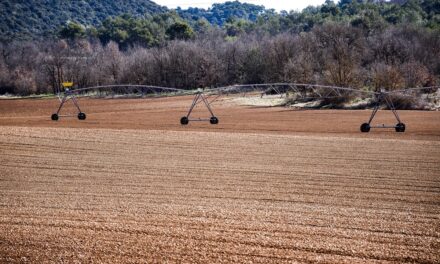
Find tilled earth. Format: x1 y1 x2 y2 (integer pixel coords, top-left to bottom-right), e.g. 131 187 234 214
0 96 440 140
0 97 439 263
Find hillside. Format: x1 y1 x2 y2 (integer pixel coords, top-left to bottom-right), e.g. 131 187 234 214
0 0 166 40
177 1 267 26
0 0 272 40
2 0 439 41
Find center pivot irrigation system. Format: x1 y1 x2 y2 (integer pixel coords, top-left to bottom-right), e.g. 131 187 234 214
51 83 439 133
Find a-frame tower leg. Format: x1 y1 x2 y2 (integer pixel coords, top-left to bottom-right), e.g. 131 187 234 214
51 89 86 121
180 91 218 125
360 92 405 133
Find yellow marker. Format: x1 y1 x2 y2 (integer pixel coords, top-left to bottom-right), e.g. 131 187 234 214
62 82 73 87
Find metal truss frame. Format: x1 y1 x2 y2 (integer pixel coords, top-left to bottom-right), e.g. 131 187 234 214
361 92 405 133
180 90 218 125
49 83 440 132
51 89 86 121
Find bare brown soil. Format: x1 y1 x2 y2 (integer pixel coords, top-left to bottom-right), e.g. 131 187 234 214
0 96 439 140
0 96 439 263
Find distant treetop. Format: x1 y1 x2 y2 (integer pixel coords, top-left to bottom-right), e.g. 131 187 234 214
1 0 438 42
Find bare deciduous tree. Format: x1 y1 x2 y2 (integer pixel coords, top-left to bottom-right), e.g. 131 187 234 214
314 23 366 88
0 23 438 96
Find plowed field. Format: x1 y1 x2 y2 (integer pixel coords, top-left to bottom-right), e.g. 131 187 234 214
0 96 439 263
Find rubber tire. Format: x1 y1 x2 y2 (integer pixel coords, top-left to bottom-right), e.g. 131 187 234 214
51 113 59 121
395 123 405 133
78 112 86 120
210 116 219 125
180 116 189 125
360 123 370 133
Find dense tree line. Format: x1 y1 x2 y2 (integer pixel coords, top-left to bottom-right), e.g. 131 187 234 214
55 0 440 48
2 0 439 41
180 0 440 33
0 0 165 41
1 23 438 96
177 1 266 26
0 0 439 96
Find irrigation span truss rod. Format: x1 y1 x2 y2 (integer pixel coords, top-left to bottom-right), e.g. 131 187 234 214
56 84 195 101
205 83 440 104
57 83 439 102
51 83 437 132
203 83 373 105
70 84 192 95
388 86 440 98
206 83 375 94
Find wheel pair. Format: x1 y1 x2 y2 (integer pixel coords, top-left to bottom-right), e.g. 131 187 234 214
395 123 405 132
180 116 219 125
360 122 406 132
51 113 86 121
